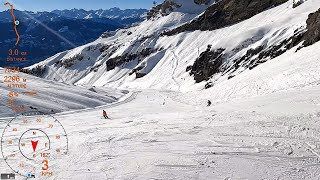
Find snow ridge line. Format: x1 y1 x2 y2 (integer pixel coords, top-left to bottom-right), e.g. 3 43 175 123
55 91 139 116
0 91 139 121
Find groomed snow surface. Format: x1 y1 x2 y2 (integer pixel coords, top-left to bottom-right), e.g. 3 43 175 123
2 86 320 179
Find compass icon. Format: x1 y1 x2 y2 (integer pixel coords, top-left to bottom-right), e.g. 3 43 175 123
1 111 68 178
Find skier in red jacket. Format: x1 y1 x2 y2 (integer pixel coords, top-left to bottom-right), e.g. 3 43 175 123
103 110 109 119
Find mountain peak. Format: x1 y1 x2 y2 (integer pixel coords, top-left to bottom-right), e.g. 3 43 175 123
146 0 213 19
110 7 121 11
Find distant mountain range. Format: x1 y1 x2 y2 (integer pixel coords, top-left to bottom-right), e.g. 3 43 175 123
0 8 147 67
51 8 147 25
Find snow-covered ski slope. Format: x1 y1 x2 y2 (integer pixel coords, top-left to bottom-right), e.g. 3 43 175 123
28 0 320 95
2 87 320 179
0 68 128 117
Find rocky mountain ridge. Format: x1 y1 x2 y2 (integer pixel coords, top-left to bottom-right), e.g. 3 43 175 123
25 0 320 94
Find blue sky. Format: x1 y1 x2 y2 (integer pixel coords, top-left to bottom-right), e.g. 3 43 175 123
0 0 162 12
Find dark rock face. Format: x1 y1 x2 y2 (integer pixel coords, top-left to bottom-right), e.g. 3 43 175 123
24 65 46 77
205 82 213 89
194 0 211 5
135 72 147 78
129 64 145 76
106 48 157 71
55 54 85 68
188 46 225 83
302 8 320 47
146 1 181 20
106 54 138 71
293 0 304 8
164 0 288 35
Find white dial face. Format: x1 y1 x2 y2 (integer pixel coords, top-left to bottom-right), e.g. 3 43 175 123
1 111 68 178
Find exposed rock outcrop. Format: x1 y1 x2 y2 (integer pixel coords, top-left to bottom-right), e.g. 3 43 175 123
146 1 181 20
187 45 225 83
24 65 46 77
293 0 304 8
55 54 84 68
301 8 320 47
194 0 211 5
164 0 288 35
106 48 157 71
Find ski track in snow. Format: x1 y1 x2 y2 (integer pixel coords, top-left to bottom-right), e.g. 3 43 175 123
169 49 180 90
2 87 320 179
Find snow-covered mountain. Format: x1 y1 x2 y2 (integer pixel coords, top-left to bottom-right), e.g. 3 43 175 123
27 0 320 97
0 8 147 68
0 8 147 25
52 8 147 25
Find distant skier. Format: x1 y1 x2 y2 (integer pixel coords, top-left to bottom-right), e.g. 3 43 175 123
207 100 212 107
103 110 110 119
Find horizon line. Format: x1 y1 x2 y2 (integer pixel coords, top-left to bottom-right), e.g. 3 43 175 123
0 7 149 13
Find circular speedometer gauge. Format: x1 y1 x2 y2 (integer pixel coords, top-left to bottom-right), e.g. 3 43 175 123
1 111 68 178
